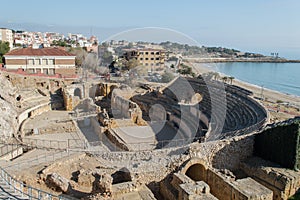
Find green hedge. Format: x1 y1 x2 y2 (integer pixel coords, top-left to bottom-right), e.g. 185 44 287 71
254 119 300 170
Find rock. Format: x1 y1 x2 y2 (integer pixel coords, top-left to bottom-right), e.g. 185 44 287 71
46 173 70 193
78 171 95 188
93 173 113 194
0 99 18 140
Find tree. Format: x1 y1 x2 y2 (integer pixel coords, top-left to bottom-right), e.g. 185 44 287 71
125 58 139 70
177 64 193 76
52 39 69 47
82 53 99 72
221 76 228 83
101 51 113 65
0 41 10 63
161 72 175 83
68 47 87 67
213 72 220 80
228 76 235 84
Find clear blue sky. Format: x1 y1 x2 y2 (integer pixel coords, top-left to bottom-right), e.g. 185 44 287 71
1 0 300 58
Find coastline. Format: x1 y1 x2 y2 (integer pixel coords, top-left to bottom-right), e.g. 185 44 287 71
190 62 300 121
183 57 300 63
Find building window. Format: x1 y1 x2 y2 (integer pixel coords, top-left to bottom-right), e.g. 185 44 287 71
151 58 154 60
49 69 54 75
140 58 143 60
42 59 47 65
151 52 155 55
156 57 160 60
145 58 149 60
156 52 160 55
28 59 34 65
145 52 149 55
139 52 144 55
36 59 41 65
48 59 54 65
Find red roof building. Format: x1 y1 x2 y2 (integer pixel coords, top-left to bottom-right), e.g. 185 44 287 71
4 47 76 76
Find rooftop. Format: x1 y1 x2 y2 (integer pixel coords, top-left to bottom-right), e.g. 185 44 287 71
5 47 75 57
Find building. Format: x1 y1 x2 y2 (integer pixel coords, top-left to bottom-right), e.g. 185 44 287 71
0 28 13 48
124 48 166 69
4 47 76 76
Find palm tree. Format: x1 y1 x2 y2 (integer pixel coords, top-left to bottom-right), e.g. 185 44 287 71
228 76 235 84
213 72 220 80
221 76 228 83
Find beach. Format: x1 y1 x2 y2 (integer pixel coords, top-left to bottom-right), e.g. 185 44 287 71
190 62 300 122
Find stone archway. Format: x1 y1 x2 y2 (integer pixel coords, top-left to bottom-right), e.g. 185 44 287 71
74 88 82 99
180 158 208 182
185 163 206 181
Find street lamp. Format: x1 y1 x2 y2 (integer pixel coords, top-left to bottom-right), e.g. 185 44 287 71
260 85 264 100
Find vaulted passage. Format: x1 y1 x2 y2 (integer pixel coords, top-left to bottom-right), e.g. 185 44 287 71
74 88 82 99
185 163 206 181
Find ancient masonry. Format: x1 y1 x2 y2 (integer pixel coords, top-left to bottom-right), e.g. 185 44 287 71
0 71 299 200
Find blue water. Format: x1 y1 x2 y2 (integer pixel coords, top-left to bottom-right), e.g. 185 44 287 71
209 62 300 97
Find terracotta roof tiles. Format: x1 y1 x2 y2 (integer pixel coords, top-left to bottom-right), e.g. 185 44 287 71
5 47 75 57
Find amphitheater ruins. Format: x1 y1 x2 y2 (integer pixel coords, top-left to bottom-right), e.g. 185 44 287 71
0 69 300 200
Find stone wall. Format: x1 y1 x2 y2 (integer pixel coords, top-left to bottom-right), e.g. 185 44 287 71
111 90 146 125
189 134 255 171
206 169 272 200
99 83 119 97
62 84 84 111
55 68 76 76
18 103 51 125
162 166 272 200
241 157 300 200
254 118 300 170
2 71 73 92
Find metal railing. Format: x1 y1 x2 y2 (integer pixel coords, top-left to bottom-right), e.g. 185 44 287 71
22 138 68 150
17 136 203 153
0 143 22 158
3 150 70 171
0 166 70 200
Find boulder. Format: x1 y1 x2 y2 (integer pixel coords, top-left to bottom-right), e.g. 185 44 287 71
46 173 70 193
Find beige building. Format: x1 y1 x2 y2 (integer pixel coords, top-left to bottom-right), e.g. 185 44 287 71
124 48 166 69
4 47 76 76
0 28 13 49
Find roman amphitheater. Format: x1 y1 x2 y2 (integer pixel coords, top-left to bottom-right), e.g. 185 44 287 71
0 70 300 200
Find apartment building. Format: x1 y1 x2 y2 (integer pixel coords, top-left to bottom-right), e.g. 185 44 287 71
124 48 166 69
0 28 13 48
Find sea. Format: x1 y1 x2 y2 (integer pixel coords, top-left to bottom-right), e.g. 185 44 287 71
204 62 300 97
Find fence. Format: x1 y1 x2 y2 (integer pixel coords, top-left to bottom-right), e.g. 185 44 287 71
3 150 70 171
18 136 203 153
0 143 23 159
22 138 68 150
0 166 69 200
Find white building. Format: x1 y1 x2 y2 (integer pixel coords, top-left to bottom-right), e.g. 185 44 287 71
0 28 13 48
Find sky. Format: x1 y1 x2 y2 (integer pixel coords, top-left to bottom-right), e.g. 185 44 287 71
1 0 300 58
